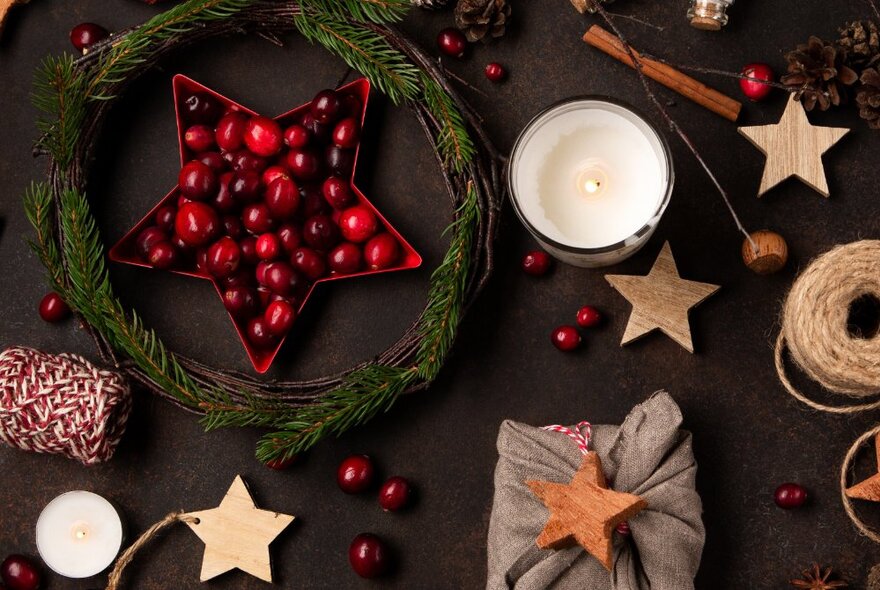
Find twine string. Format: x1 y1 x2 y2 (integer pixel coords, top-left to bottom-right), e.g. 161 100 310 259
542 421 593 455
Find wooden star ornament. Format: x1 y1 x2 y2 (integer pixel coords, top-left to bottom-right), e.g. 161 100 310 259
605 242 719 353
526 452 647 571
183 475 294 583
0 0 30 36
845 433 880 502
738 98 849 198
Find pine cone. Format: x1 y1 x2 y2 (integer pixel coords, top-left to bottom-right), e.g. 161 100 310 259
838 20 880 68
411 0 452 9
454 0 510 43
781 36 859 111
856 67 880 129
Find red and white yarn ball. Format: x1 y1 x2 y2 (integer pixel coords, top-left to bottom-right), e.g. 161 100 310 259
0 347 132 466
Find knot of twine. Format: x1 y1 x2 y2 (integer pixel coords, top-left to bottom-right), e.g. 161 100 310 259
774 240 880 543
0 346 132 466
542 421 593 455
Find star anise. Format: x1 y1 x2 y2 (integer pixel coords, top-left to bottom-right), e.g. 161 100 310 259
790 564 848 590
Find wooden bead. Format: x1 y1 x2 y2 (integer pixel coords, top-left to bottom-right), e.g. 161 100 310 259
742 230 788 275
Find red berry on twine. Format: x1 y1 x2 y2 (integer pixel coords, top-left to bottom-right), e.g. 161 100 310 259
739 63 774 102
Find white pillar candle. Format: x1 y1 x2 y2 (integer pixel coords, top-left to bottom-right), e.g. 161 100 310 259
508 97 673 267
36 491 124 578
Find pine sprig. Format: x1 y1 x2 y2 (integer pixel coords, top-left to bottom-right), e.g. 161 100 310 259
421 74 476 172
298 0 410 24
32 55 86 170
23 182 66 292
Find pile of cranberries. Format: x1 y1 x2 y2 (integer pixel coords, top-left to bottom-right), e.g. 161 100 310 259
131 86 403 351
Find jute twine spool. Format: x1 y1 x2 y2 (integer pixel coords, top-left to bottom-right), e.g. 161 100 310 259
775 240 880 542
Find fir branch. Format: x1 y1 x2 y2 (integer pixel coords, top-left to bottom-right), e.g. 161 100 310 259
32 55 86 170
298 0 410 24
23 182 66 293
420 74 476 172
294 10 421 104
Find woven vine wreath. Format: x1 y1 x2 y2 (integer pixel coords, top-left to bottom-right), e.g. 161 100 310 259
25 0 502 463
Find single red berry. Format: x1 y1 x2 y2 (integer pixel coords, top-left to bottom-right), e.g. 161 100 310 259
379 476 411 512
148 241 178 269
229 170 262 203
256 233 281 261
485 62 507 82
262 261 302 296
170 234 194 258
154 206 177 232
286 149 321 180
522 251 552 276
175 202 220 247
349 533 390 579
261 165 290 187
363 233 399 271
195 151 226 173
341 93 363 117
338 206 378 243
437 27 467 58
300 111 331 142
311 89 342 124
246 316 277 348
266 455 299 470
38 292 70 323
242 204 276 235
337 454 375 494
322 176 355 210
206 236 241 279
183 124 215 153
70 22 108 53
215 112 248 151
220 269 253 289
230 150 267 173
264 177 300 219
181 92 222 125
1 554 41 590
276 223 302 255
551 325 581 351
283 124 310 149
303 215 340 250
178 160 217 200
328 242 363 274
136 226 167 259
264 300 296 336
239 235 259 265
292 247 327 281
244 116 283 157
213 172 236 212
301 184 331 218
740 63 775 102
222 215 243 239
615 522 631 536
332 117 360 149
325 145 354 178
774 482 807 509
576 305 602 328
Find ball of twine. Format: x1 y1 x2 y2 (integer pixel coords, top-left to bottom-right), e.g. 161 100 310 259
0 346 132 465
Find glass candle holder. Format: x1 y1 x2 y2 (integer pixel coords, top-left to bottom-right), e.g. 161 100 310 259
687 0 734 30
507 97 673 268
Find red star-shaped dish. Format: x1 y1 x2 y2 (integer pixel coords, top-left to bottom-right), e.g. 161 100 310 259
110 75 421 373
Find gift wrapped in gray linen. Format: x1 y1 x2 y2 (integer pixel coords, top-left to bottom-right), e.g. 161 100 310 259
486 391 704 590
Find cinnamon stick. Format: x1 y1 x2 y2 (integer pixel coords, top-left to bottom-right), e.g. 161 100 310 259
583 25 742 122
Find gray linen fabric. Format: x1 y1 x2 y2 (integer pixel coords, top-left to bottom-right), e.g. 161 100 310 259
486 391 705 590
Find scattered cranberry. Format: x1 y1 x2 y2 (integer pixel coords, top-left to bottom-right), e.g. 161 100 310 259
551 325 581 351
437 27 467 58
215 112 248 151
379 476 411 512
286 149 321 180
244 116 283 157
178 160 217 200
337 454 375 494
38 292 70 323
485 62 507 82
136 226 167 258
349 533 391 579
292 247 327 281
283 124 310 149
364 233 399 270
246 316 277 348
70 22 108 53
615 522 631 536
303 215 340 250
774 482 807 509
576 306 602 328
264 300 296 336
148 241 178 269
338 206 378 243
328 242 363 274
1 554 41 590
264 177 300 219
181 92 222 125
206 236 241 279
183 124 215 153
740 63 775 102
322 177 355 210
332 118 360 149
311 89 342 124
522 251 552 276
175 202 220 247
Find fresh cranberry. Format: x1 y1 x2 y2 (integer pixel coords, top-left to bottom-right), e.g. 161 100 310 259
195 248 209 274
338 206 378 243
206 236 241 279
615 522 631 536
325 145 354 177
255 261 271 286
522 251 552 276
262 262 301 296
265 455 299 470
221 270 253 289
213 172 236 212
222 215 243 239
303 215 340 250
311 89 342 124
1 554 42 590
262 165 291 187
322 176 355 209
740 63 775 102
195 151 226 172
264 177 300 219
38 292 70 323
244 116 283 157
231 150 267 173
291 247 327 280
170 234 194 258
223 286 258 318
300 112 331 142
148 241 178 269
364 233 399 270
178 160 217 200
240 236 259 265
183 124 215 152
215 112 248 151
154 206 176 232
301 184 330 217
337 454 374 494
264 300 296 336
242 204 276 235
229 170 262 203
246 316 277 348
341 94 362 117
328 242 363 274
774 483 807 509
437 27 467 58
332 117 360 149
181 92 222 126
551 325 581 351
348 533 390 579
379 476 411 512
70 22 108 53
283 124 310 148
576 306 602 328
136 226 167 258
175 202 220 247
286 149 321 180
276 224 302 254
484 62 507 82
256 233 281 260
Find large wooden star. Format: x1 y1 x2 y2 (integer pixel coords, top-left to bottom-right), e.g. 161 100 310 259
845 433 880 502
183 475 294 583
738 98 849 198
527 452 647 571
0 0 30 36
605 242 719 353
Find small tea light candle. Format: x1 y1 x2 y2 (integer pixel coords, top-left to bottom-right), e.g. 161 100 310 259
36 491 124 578
508 97 673 267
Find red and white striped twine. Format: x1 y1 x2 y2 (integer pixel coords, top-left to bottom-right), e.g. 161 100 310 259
542 421 592 455
0 346 132 466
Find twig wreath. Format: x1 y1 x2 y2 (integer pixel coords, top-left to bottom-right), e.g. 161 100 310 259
24 0 502 463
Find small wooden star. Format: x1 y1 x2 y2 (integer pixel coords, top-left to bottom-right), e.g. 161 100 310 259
790 563 848 589
526 452 647 571
183 475 294 583
605 242 720 353
738 98 849 198
845 433 880 502
0 0 30 35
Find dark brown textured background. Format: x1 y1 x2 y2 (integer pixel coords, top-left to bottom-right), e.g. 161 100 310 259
2 0 880 587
